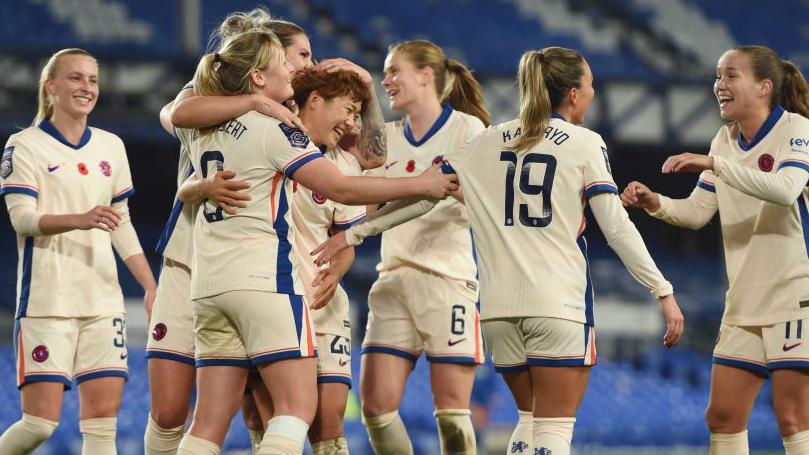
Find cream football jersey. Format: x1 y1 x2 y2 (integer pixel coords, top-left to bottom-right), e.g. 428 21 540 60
154 138 194 266
292 148 366 337
444 115 619 324
177 112 324 300
1 120 135 318
695 106 809 325
377 104 484 283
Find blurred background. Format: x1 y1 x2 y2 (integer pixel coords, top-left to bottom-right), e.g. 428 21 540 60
1 0 808 453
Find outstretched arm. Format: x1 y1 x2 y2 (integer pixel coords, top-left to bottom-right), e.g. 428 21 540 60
622 180 718 230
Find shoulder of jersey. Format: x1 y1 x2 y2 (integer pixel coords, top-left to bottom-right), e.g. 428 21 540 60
8 126 41 144
785 111 809 130
332 147 361 169
450 110 485 129
385 119 405 134
555 119 602 146
88 126 124 146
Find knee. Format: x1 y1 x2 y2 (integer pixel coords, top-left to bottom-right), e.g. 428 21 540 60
151 402 190 429
361 398 397 419
433 388 469 410
775 411 801 437
705 404 744 433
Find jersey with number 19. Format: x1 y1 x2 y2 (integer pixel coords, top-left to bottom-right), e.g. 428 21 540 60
444 116 619 325
177 112 324 300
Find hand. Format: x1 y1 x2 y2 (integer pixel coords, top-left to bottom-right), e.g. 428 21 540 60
661 153 714 174
74 205 121 232
143 287 156 323
314 58 373 85
337 124 362 151
252 95 308 135
311 230 349 267
621 181 661 211
310 267 340 310
659 294 685 348
417 167 460 200
201 170 251 215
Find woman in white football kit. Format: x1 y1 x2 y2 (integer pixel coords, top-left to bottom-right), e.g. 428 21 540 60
173 30 458 455
314 46 685 455
622 45 809 455
350 39 490 455
0 49 156 454
147 11 321 454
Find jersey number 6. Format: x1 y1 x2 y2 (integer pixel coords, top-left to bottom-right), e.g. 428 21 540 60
500 151 556 228
200 150 226 223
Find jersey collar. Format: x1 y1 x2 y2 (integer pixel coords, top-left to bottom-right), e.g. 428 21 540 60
39 118 92 150
403 103 453 147
737 104 784 152
551 111 566 121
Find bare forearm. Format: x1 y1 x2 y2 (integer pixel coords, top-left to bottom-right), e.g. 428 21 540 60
328 176 424 205
329 247 355 279
171 94 255 128
38 214 80 235
124 253 157 294
357 87 387 168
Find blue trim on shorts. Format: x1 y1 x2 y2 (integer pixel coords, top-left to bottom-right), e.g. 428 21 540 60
145 350 196 366
318 375 352 388
712 356 770 378
426 354 479 364
21 374 72 390
527 357 587 367
289 294 304 344
75 370 129 385
195 358 251 368
768 360 809 370
250 349 313 366
494 364 529 374
361 346 418 363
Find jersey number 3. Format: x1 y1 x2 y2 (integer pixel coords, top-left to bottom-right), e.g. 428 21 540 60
500 151 557 227
200 151 226 223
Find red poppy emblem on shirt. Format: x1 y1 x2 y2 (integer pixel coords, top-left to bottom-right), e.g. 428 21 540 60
312 192 327 204
406 160 416 173
32 345 49 362
99 160 112 177
758 154 774 172
432 155 444 166
77 162 88 175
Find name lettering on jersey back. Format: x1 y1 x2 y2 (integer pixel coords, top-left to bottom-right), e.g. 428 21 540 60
217 120 248 140
501 125 570 146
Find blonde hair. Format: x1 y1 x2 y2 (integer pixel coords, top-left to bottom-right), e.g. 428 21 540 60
735 45 809 118
33 48 96 126
390 40 490 126
514 47 584 152
211 7 306 52
193 29 285 134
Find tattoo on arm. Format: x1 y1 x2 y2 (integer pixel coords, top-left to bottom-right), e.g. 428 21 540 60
359 86 387 161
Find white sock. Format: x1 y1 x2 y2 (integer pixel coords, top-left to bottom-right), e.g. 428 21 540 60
433 409 475 454
710 431 749 455
144 414 185 455
80 417 117 455
258 415 309 455
362 410 413 455
0 413 58 453
784 430 809 455
533 417 575 455
507 411 532 454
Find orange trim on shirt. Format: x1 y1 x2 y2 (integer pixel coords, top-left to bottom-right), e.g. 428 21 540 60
303 297 315 357
270 173 282 222
473 310 482 363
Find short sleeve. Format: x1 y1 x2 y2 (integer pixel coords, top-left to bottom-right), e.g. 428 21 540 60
263 122 324 177
776 115 809 176
111 138 136 203
442 117 486 170
0 138 40 199
583 136 619 198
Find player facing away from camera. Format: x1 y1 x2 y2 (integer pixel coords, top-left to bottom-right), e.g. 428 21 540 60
0 48 156 455
311 46 685 455
148 10 321 455
622 45 809 455
356 39 490 455
173 29 458 455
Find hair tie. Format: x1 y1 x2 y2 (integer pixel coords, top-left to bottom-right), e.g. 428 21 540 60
444 59 450 69
538 52 546 63
213 53 222 71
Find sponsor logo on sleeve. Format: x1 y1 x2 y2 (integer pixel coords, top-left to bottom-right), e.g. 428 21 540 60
278 123 310 149
1 146 14 178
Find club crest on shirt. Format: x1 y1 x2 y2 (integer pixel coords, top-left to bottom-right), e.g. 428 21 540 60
312 192 327 204
601 146 612 175
99 160 112 177
1 146 14 179
32 345 49 362
758 153 774 172
432 155 444 166
278 124 310 149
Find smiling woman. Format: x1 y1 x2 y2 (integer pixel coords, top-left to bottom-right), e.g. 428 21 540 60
0 48 156 455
